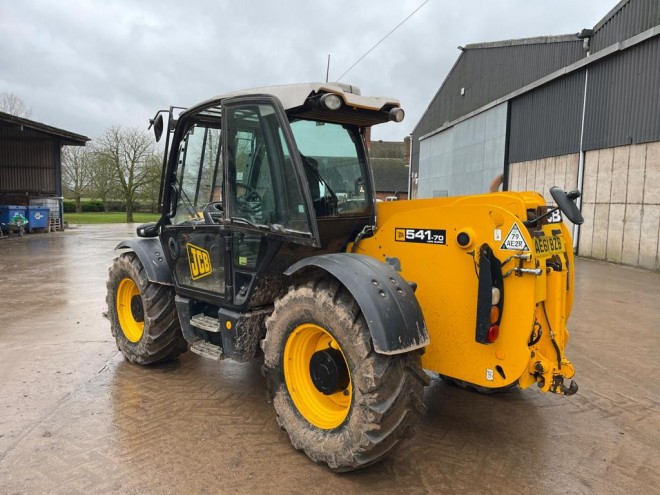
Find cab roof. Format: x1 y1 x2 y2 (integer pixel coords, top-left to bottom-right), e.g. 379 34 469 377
202 82 400 112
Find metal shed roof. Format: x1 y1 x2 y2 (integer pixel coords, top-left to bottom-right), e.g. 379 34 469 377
0 111 89 146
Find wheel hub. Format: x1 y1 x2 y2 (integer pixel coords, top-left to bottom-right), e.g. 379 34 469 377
310 348 350 395
130 295 144 322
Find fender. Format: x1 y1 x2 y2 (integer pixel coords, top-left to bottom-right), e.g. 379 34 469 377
115 238 173 286
285 253 429 355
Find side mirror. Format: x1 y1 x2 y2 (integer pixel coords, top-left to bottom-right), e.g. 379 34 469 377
550 186 584 225
136 222 159 238
153 114 164 142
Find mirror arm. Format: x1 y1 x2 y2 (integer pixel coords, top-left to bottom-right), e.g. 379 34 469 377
523 206 559 227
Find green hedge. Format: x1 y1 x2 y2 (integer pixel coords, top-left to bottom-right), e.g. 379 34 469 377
62 199 150 213
63 199 104 212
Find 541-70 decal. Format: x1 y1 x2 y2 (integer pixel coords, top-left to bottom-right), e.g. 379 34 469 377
395 228 447 245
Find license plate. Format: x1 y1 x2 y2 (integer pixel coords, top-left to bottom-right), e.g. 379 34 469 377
534 235 564 257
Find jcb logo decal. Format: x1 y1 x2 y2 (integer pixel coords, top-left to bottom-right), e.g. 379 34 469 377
186 243 212 280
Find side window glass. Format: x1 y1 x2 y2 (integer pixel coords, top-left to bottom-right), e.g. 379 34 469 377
226 103 310 235
173 125 222 225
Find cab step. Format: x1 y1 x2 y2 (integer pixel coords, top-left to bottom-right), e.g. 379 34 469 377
190 313 221 333
190 340 224 361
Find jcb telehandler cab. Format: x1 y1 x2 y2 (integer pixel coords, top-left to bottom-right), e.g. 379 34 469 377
107 83 582 471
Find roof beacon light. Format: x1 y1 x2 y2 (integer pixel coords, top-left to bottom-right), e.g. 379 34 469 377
320 93 343 111
388 107 405 123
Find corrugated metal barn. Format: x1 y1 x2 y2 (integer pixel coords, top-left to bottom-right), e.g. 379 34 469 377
412 0 660 271
0 112 89 228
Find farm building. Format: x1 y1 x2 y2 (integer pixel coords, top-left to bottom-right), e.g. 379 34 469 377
411 0 660 270
0 111 89 230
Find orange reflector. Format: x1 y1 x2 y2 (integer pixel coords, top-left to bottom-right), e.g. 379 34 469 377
487 325 499 343
490 306 500 323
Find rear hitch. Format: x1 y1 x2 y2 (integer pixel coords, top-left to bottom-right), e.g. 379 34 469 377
550 375 578 396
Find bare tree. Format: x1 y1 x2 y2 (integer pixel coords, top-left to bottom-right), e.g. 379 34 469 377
0 92 33 118
138 152 164 213
89 150 120 211
96 126 155 222
62 146 92 213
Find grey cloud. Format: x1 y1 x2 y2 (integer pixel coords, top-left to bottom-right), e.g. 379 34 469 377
0 0 605 142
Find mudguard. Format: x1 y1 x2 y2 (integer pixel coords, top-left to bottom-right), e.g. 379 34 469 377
115 238 173 286
285 253 429 355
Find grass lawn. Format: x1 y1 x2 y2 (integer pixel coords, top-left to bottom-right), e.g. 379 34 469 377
65 212 160 224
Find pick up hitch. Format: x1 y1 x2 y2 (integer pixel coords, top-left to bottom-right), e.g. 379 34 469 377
550 375 578 396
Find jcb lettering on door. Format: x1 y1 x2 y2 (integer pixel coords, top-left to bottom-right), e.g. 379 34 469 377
187 243 212 280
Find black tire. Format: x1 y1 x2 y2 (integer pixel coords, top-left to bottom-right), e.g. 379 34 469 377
106 252 187 365
262 278 428 472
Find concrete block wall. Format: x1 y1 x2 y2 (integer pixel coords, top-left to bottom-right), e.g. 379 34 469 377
580 143 660 271
507 153 580 233
509 144 660 271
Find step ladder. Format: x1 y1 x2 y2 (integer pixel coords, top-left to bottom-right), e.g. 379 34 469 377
190 340 224 361
48 217 62 232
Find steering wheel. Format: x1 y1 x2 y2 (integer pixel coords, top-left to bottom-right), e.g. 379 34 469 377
203 202 224 224
236 184 263 213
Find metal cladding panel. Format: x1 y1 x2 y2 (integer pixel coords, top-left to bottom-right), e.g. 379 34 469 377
414 40 585 139
584 36 660 151
508 70 585 163
418 103 507 198
591 0 660 53
0 125 58 194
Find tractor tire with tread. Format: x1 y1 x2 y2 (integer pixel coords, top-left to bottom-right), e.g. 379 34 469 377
262 277 428 472
106 252 187 365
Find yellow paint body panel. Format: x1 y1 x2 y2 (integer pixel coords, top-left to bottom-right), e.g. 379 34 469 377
354 191 576 393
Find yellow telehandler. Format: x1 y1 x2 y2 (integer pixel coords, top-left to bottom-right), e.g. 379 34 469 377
106 83 581 471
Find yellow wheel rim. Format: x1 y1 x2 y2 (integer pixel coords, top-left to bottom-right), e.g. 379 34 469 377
283 323 352 429
116 278 144 343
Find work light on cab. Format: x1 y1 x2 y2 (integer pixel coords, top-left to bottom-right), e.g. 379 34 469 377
388 107 405 122
320 93 343 111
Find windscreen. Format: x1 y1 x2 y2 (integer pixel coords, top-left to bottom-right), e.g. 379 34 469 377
289 120 369 216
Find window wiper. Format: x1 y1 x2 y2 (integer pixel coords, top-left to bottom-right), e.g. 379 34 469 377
231 217 260 229
174 176 201 219
300 153 338 201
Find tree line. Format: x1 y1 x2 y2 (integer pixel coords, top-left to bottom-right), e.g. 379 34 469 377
62 126 163 222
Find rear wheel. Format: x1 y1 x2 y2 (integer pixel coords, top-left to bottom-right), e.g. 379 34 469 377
263 278 428 471
106 252 187 365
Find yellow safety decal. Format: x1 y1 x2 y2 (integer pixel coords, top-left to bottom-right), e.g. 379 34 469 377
186 243 212 280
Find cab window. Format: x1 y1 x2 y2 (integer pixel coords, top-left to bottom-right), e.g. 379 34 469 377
173 124 222 225
289 120 369 216
225 103 311 235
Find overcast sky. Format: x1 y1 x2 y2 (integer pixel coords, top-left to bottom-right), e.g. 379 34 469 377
0 0 607 143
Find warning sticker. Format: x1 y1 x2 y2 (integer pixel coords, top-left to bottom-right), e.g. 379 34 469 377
500 223 530 251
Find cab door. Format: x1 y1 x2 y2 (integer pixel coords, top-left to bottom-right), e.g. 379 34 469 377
161 96 319 307
160 121 229 304
219 96 320 306
221 95 320 247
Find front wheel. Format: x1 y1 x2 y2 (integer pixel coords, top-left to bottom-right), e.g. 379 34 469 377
263 278 428 471
106 252 187 365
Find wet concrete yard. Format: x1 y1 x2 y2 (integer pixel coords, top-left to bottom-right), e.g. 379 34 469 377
0 224 658 494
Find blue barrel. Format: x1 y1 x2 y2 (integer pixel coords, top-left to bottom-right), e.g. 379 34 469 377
0 205 28 231
26 206 50 232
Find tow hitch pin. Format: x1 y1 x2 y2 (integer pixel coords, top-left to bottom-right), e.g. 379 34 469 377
503 267 543 277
